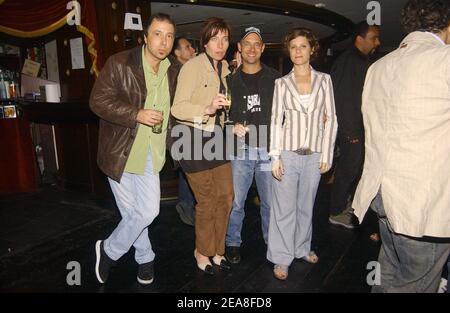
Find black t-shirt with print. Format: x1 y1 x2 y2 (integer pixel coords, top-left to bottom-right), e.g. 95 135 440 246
240 70 264 147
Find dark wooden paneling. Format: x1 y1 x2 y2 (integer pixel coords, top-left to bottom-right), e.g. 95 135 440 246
0 118 39 194
0 55 21 73
20 100 96 123
36 124 58 181
94 0 152 62
54 122 91 191
85 121 112 197
52 25 95 101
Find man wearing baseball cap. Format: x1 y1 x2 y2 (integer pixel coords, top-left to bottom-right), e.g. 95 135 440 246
225 26 281 264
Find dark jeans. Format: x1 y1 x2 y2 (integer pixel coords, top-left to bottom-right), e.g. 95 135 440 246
371 192 450 293
447 257 450 293
361 206 380 236
329 135 364 215
178 169 195 210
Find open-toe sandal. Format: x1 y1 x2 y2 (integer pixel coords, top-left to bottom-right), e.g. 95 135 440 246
273 264 288 280
302 251 319 264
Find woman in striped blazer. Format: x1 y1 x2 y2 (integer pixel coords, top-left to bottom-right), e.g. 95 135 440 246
267 27 338 280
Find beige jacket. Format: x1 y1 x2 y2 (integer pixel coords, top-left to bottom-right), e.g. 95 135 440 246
352 31 450 238
171 53 230 132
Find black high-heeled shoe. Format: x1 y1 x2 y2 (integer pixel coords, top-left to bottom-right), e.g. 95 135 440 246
212 255 231 270
194 250 214 275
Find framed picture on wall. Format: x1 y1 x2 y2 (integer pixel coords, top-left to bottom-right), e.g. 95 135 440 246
3 105 17 118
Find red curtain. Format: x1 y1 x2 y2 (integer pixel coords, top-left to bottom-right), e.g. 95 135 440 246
80 0 104 70
0 0 103 73
0 0 68 31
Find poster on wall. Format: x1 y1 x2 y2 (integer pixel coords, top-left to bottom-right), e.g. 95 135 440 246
45 40 60 82
69 37 85 70
22 59 41 77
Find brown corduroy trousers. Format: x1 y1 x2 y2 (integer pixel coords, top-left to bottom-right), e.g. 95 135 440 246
185 162 233 257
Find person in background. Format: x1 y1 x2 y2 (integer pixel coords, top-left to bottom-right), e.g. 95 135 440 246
170 37 197 226
328 22 380 231
268 27 337 280
352 0 450 292
172 37 196 65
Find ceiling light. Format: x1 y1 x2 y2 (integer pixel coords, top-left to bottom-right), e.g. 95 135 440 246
315 3 326 8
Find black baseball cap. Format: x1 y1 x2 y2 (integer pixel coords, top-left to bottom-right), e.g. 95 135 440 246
240 26 263 41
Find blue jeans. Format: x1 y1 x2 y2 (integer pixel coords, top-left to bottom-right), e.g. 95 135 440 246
371 192 450 293
226 145 272 247
104 152 160 264
178 169 195 210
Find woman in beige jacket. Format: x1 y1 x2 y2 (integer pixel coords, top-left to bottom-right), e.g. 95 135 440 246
171 17 233 275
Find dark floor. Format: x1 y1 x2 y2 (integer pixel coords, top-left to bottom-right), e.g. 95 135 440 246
0 177 381 293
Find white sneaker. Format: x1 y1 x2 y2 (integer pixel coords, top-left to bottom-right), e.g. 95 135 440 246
437 278 448 293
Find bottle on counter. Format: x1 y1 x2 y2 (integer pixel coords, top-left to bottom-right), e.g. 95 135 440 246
9 80 16 98
0 70 7 99
4 80 10 99
12 72 20 98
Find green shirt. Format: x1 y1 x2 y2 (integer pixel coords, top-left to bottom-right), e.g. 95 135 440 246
124 46 171 175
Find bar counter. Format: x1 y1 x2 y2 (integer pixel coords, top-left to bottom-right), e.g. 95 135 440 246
18 100 110 197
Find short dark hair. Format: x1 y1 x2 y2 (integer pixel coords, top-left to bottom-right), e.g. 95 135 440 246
143 13 176 37
173 36 190 51
401 0 450 34
283 27 320 61
173 37 183 51
171 36 189 55
352 21 379 43
200 17 231 51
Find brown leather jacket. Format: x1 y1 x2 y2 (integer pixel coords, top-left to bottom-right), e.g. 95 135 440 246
89 46 179 182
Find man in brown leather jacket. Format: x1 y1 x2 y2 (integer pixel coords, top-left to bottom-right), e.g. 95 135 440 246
89 13 179 285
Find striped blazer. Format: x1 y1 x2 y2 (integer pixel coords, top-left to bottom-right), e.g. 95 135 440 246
269 67 338 166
